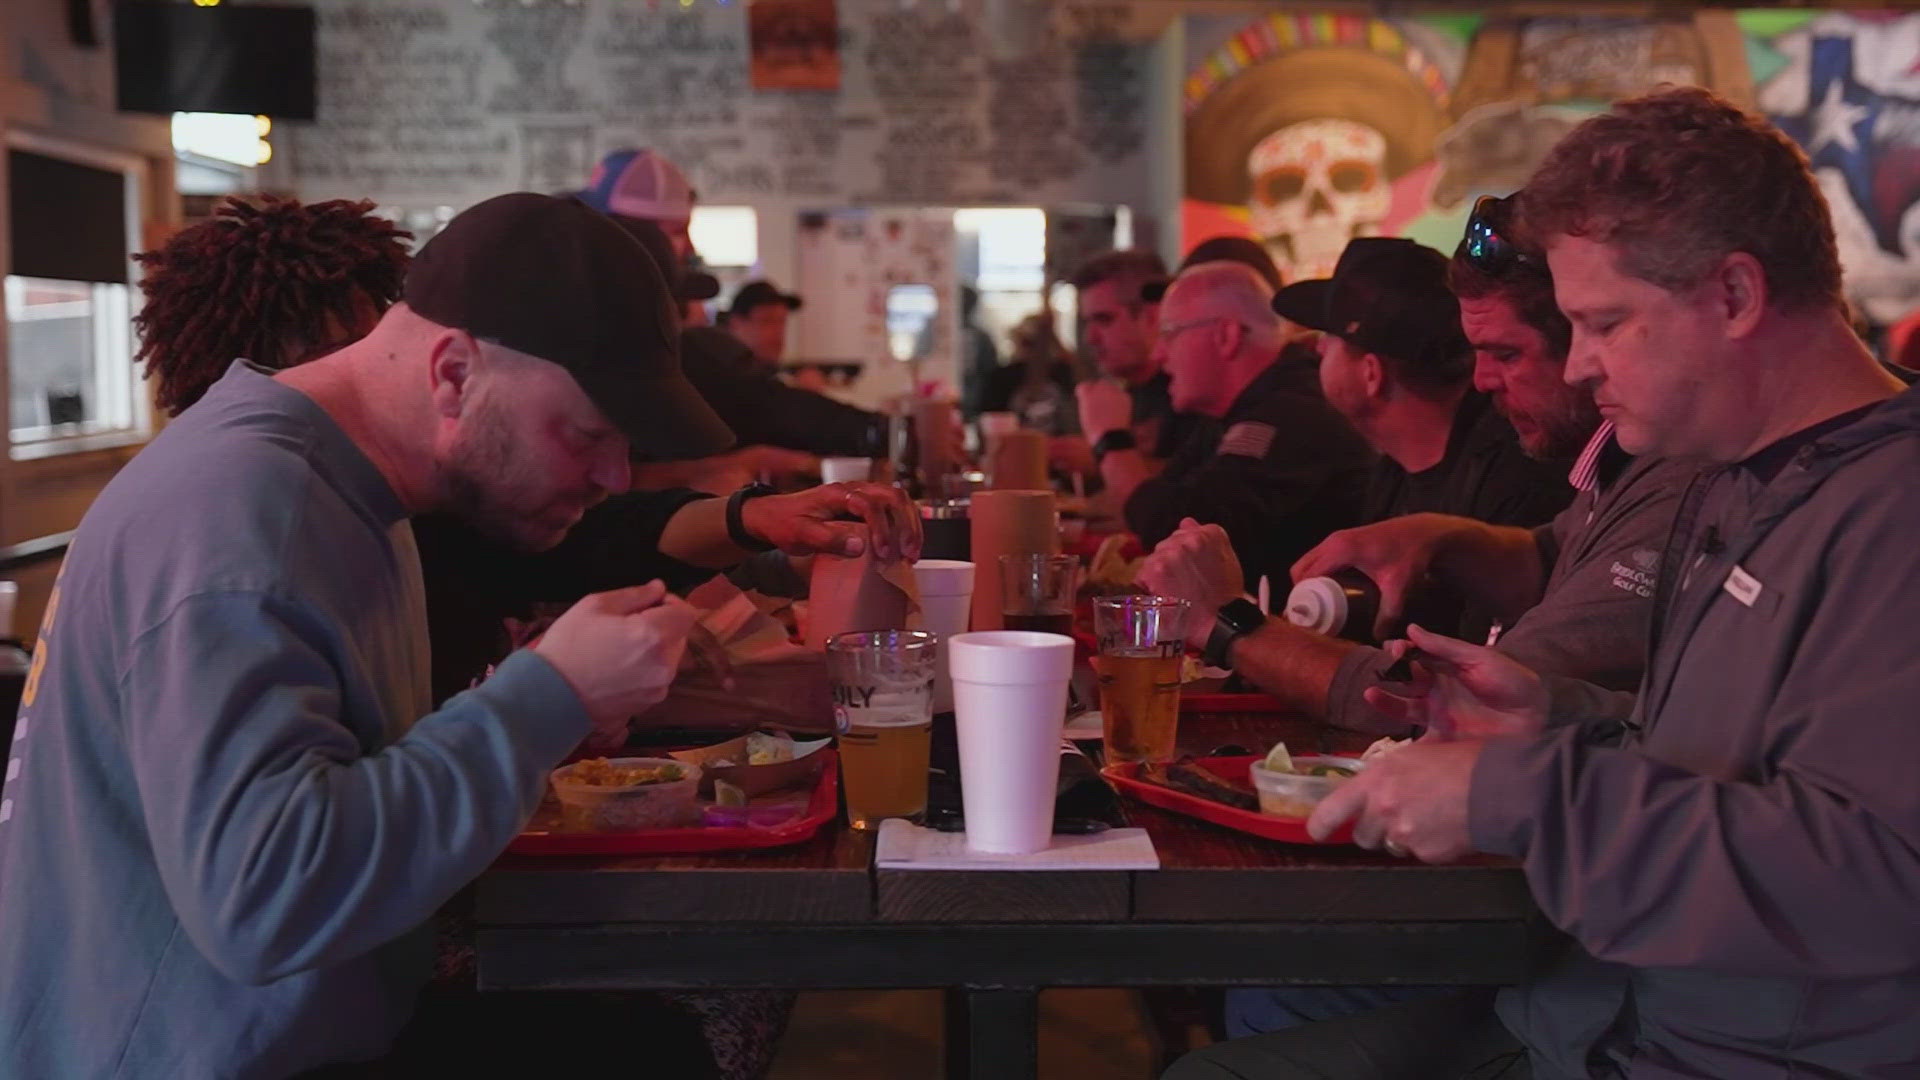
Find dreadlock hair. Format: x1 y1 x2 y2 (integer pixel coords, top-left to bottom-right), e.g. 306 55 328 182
133 196 412 415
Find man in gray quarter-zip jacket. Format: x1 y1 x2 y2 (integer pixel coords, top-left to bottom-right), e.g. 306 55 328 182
1169 88 1920 1080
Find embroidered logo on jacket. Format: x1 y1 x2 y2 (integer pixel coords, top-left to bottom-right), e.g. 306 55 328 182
1610 547 1659 598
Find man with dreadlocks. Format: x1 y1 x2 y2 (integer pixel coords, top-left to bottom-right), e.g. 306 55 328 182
0 193 913 1078
133 196 413 414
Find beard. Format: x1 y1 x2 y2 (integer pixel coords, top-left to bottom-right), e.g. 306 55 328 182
444 396 590 553
1504 391 1603 461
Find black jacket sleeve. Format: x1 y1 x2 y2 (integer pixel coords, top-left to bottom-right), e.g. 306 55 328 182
414 491 716 704
681 328 884 455
1125 405 1371 590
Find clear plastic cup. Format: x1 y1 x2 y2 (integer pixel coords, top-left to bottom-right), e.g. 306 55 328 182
827 630 938 830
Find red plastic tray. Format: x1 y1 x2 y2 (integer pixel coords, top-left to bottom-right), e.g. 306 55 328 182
507 750 840 856
1103 754 1356 845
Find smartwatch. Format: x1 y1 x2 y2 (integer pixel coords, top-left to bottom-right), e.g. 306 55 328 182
1091 428 1138 463
1203 598 1266 670
726 482 779 553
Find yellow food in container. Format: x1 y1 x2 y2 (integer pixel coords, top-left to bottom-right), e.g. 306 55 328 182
550 757 700 831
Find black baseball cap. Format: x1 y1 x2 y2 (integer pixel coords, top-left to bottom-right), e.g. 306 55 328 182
404 193 734 460
729 280 803 317
1269 237 1467 367
604 212 722 302
1142 235 1285 303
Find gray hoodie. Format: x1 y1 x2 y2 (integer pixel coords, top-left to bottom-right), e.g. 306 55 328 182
1471 384 1920 1078
0 365 590 1078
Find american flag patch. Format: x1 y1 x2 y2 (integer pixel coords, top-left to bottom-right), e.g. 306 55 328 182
1218 421 1277 459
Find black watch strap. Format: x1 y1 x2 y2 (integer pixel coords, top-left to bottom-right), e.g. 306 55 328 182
1091 428 1138 462
727 483 779 552
1203 598 1265 670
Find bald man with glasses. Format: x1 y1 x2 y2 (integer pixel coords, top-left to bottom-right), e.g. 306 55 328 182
1090 261 1374 590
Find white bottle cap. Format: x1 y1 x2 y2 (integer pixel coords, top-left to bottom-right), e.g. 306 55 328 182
1284 576 1347 636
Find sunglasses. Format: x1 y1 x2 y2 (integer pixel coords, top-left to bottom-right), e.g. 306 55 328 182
1456 194 1537 276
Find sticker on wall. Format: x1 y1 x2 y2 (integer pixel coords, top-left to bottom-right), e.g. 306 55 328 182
749 0 840 91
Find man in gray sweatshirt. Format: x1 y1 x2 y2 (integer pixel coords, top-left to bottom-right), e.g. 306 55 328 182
0 194 744 1077
1172 88 1920 1079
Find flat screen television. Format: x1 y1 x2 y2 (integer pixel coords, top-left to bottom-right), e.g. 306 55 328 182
114 2 317 120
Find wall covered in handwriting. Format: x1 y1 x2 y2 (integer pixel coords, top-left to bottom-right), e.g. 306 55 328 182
287 0 1148 213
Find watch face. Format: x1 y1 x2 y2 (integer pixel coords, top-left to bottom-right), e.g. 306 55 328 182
1223 598 1264 634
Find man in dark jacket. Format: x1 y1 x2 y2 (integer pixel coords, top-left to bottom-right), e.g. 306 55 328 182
678 323 890 456
1172 87 1920 1080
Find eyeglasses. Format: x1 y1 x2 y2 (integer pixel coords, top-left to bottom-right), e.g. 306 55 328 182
1159 315 1232 341
1456 194 1537 277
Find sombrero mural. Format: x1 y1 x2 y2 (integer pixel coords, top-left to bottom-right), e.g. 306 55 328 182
1182 13 1754 284
1183 14 1458 282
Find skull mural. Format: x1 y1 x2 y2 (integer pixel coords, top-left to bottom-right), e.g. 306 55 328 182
1248 119 1391 281
1183 33 1450 288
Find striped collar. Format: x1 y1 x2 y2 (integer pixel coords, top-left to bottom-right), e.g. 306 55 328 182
1567 420 1616 493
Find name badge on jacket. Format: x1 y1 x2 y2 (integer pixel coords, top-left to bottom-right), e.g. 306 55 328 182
1724 564 1763 608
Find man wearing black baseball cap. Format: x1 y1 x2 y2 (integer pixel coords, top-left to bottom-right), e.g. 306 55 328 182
411 204 921 701
406 192 735 467
1271 237 1570 584
0 190 928 1078
725 279 803 369
685 298 903 457
0 190 732 1077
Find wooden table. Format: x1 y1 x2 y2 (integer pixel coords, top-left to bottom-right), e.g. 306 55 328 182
475 712 1540 1079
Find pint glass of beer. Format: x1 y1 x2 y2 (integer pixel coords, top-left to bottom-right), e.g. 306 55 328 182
1091 596 1191 764
825 630 938 830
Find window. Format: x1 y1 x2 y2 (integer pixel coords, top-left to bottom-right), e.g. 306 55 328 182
953 207 1056 368
884 283 940 363
954 208 1046 292
5 278 137 441
5 135 149 459
689 206 758 269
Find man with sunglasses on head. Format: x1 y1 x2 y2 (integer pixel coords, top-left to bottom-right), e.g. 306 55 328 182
1147 194 1698 1047
1287 238 1574 561
1112 261 1374 590
1294 197 1698 715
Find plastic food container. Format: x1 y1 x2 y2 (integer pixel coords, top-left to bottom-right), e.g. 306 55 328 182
550 757 701 831
1249 760 1352 819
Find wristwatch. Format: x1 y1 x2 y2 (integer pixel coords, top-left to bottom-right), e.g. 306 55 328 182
1090 428 1137 463
726 482 779 552
1203 598 1265 670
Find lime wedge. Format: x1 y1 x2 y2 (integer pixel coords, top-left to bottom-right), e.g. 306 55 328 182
1262 742 1294 775
713 780 748 807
